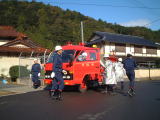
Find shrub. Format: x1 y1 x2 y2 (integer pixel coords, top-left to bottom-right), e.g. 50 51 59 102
9 65 30 82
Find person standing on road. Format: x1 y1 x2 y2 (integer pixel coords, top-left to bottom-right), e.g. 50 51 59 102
31 59 41 89
115 58 126 92
122 53 137 96
102 54 117 95
50 45 64 100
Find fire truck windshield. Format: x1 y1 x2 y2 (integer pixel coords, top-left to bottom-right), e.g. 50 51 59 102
47 50 75 63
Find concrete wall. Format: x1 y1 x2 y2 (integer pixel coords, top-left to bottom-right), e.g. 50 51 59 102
0 57 19 77
0 56 39 77
135 69 160 80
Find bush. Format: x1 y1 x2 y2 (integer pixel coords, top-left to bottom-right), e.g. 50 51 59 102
9 65 30 82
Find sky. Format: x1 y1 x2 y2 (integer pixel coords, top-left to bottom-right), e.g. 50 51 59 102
32 0 160 31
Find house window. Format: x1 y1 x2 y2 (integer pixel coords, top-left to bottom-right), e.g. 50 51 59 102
146 47 157 54
134 45 142 53
115 43 126 52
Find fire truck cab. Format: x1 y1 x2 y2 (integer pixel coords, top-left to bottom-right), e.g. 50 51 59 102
44 43 103 92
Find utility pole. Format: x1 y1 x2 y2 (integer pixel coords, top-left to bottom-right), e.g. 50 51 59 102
148 61 152 80
81 21 84 43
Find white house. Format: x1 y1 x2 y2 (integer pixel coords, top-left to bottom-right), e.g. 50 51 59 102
0 26 50 77
88 31 160 67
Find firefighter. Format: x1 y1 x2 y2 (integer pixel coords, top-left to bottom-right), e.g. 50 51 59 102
102 54 117 95
31 59 41 89
77 52 88 61
50 45 64 100
115 58 126 92
122 53 137 96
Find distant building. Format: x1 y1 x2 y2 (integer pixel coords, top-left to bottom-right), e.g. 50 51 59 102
87 31 160 67
0 26 50 77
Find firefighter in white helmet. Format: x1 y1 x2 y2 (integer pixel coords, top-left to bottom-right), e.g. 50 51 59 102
31 58 41 89
115 58 126 92
77 52 88 61
50 45 64 100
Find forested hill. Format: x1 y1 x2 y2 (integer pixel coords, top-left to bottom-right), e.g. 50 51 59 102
0 0 160 49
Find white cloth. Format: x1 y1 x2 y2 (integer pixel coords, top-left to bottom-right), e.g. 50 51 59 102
104 60 117 85
30 74 32 78
100 60 106 68
51 72 55 78
115 62 126 82
38 73 41 77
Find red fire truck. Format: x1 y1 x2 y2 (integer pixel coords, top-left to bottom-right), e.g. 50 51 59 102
44 43 104 92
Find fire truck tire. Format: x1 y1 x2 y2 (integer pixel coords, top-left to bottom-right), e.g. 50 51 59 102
78 84 87 93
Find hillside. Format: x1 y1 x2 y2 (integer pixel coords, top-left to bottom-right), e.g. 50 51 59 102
0 0 160 49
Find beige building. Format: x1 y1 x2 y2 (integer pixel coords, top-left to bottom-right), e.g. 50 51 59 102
0 26 50 77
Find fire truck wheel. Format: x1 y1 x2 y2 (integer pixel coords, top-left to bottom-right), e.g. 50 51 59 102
78 84 87 93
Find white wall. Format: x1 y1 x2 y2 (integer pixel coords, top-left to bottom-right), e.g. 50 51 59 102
0 57 19 76
142 46 146 54
126 44 131 55
0 41 8 45
103 43 160 58
104 44 110 54
0 56 39 77
157 49 160 57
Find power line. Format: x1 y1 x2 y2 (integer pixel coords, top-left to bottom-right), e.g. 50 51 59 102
49 1 160 10
144 17 160 27
130 0 160 17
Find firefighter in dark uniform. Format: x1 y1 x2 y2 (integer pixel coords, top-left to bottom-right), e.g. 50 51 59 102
50 45 64 100
31 59 41 89
122 53 137 96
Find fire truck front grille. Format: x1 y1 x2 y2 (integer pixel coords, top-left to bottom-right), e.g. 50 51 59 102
45 71 73 80
45 71 52 79
63 74 73 80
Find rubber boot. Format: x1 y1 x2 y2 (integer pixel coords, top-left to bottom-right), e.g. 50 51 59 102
101 86 108 94
51 91 57 100
131 88 136 95
127 88 133 97
57 91 63 101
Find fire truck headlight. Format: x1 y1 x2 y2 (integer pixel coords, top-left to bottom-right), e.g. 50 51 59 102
62 70 67 75
63 76 66 79
66 76 70 79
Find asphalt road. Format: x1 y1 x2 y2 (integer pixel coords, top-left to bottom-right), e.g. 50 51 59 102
0 80 160 120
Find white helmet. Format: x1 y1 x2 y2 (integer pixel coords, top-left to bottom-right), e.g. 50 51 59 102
82 52 87 56
34 58 38 61
118 58 122 62
103 54 109 58
55 45 62 51
127 52 132 55
127 52 133 57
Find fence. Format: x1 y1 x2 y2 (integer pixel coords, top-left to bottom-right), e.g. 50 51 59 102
17 52 50 86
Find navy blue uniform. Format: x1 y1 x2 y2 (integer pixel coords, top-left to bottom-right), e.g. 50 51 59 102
31 63 41 87
122 58 137 88
51 52 64 91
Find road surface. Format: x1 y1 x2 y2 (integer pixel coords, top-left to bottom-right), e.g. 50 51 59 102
0 80 160 120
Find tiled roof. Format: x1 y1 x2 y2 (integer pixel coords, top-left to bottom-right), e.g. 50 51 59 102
88 31 157 47
0 26 50 54
0 46 50 54
1 38 39 48
0 26 19 38
0 38 50 54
